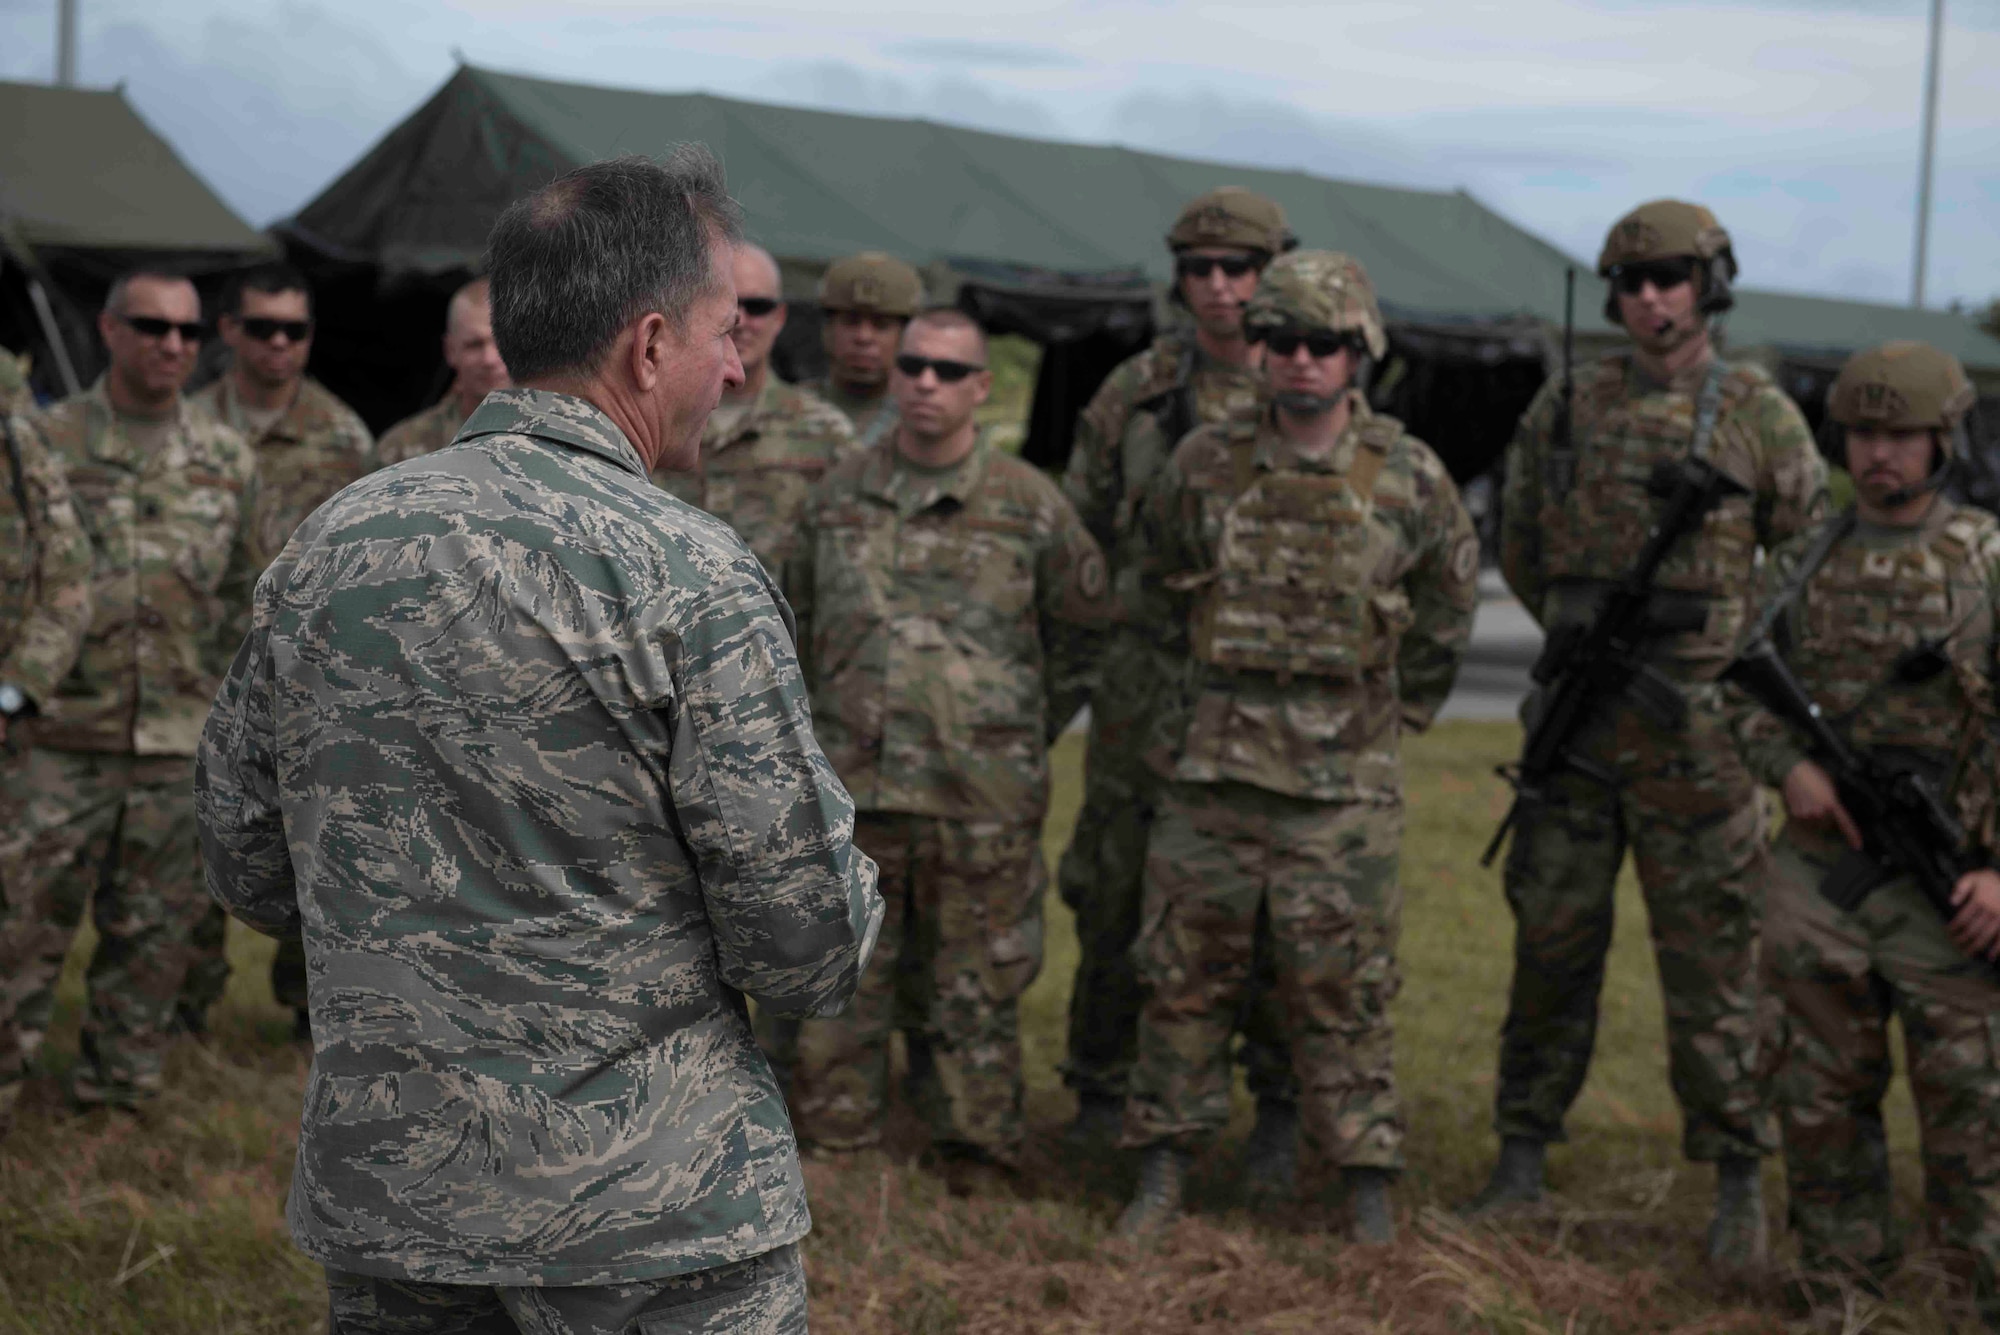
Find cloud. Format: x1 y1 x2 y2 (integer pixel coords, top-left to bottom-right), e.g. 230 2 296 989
883 39 1083 70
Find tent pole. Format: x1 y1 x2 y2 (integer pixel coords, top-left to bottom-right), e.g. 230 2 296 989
1911 0 1944 309
28 280 82 397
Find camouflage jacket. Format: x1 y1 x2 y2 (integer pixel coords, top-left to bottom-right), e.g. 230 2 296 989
0 346 31 417
373 394 472 470
1731 499 2000 849
27 379 256 756
1500 352 1826 677
787 437 1114 825
1138 394 1478 804
0 410 92 710
800 374 900 447
191 373 373 575
194 387 883 1286
651 376 858 573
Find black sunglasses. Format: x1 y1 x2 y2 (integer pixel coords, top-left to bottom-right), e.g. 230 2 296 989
1248 327 1362 359
1176 255 1259 280
118 314 204 342
737 297 781 317
894 353 985 383
239 317 313 342
1610 257 1697 295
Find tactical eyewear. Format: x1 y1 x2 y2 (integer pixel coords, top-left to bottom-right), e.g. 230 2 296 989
118 314 204 341
1610 257 1697 295
1176 255 1259 280
1248 327 1362 359
239 317 314 342
737 297 781 317
893 353 985 383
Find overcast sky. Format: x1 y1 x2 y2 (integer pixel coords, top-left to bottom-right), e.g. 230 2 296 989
3 0 1995 309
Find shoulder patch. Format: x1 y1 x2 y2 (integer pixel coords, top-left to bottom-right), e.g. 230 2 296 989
1449 532 1480 584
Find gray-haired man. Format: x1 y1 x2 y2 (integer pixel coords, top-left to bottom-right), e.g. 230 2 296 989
195 150 883 1335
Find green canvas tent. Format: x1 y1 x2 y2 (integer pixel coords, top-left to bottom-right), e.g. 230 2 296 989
282 64 2000 478
0 79 272 398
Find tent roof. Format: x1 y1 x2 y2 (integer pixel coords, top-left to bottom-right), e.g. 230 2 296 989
0 80 269 256
287 64 2000 373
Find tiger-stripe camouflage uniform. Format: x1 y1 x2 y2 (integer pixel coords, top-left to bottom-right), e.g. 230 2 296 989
183 370 374 1026
1730 343 2000 1319
1119 252 1476 1241
0 379 255 1107
651 375 858 574
783 432 1112 1164
1481 202 1826 1258
195 387 883 1288
0 402 93 1130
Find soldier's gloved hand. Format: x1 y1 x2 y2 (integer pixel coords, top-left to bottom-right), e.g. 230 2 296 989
1782 759 1862 850
1947 869 2000 961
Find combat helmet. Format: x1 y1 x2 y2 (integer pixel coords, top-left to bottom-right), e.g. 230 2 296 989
1826 341 1977 502
1596 199 1738 319
817 252 925 318
1166 188 1295 259
1242 250 1389 360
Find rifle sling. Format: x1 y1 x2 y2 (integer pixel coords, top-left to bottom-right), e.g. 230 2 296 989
1741 508 1857 652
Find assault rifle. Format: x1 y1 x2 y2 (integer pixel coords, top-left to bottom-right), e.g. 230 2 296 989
1480 454 1749 866
1724 635 2000 977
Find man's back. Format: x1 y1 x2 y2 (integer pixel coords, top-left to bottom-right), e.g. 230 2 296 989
197 388 880 1286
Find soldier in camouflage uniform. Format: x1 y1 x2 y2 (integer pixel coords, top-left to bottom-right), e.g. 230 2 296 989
0 392 94 1134
183 262 374 1037
372 277 511 468
1471 201 1828 1264
784 308 1112 1180
1116 252 1477 1244
1058 188 1301 1162
0 270 257 1111
1728 343 2000 1321
0 345 32 415
652 242 858 573
196 153 880 1335
799 252 923 448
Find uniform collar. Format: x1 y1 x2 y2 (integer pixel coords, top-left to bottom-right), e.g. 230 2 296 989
1253 390 1373 474
859 432 992 516
81 375 191 466
703 375 782 453
208 372 313 447
455 388 648 479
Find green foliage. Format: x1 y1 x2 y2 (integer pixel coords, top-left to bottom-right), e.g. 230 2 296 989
974 335 1041 454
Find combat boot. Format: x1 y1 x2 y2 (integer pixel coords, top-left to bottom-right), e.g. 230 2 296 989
1064 1092 1123 1150
1705 1156 1769 1270
1460 1136 1546 1218
1239 1096 1299 1205
1116 1145 1188 1241
1343 1166 1396 1246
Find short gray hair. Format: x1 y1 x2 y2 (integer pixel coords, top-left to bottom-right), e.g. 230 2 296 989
486 149 743 384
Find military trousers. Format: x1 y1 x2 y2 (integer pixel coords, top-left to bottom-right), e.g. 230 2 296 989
1765 829 2000 1307
1122 780 1406 1170
787 812 1043 1160
0 747 204 1106
325 1242 806 1335
1057 628 1293 1105
1496 691 1777 1161
179 905 308 1023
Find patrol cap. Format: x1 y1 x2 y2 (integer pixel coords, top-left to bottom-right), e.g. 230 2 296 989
817 252 925 317
1597 200 1734 275
1242 250 1388 359
1166 188 1294 257
1828 341 1976 437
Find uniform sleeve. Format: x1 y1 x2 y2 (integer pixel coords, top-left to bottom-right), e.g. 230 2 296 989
1499 376 1559 620
211 465 264 680
1745 385 1829 548
1721 542 1812 790
662 560 882 1018
194 574 297 938
781 492 821 677
1061 365 1140 553
1 415 93 707
1398 451 1480 731
1036 489 1115 740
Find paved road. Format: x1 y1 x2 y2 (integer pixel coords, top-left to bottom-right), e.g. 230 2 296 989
1439 569 1541 722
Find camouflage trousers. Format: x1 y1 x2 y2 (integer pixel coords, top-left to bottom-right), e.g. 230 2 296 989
0 748 204 1107
325 1242 806 1334
1497 692 1777 1161
1765 828 2000 1307
1122 780 1406 1170
180 904 308 1023
1057 630 1293 1105
786 813 1043 1160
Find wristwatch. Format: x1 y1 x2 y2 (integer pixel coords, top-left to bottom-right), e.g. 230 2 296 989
0 684 29 718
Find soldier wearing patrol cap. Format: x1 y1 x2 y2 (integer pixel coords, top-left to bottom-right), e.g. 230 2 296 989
801 251 925 448
1471 200 1829 1266
1056 187 1300 1164
1730 342 2000 1320
1115 251 1477 1244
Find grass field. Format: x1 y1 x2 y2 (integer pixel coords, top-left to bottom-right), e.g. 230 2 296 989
0 720 1960 1333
